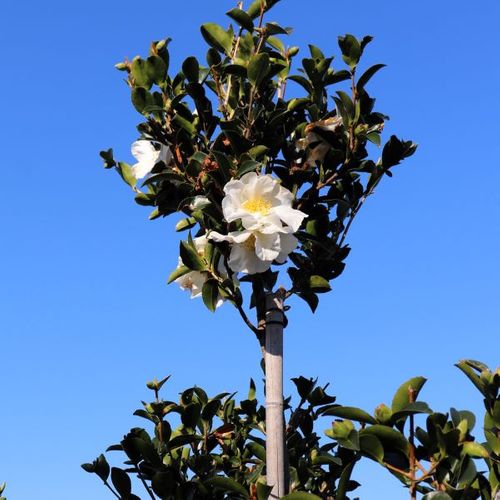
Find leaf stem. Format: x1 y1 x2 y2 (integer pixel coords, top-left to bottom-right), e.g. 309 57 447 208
103 481 120 499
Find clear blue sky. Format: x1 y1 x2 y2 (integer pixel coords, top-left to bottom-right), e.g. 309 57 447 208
1 1 499 498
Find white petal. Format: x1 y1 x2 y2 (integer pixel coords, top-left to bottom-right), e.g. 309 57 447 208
255 174 280 197
131 140 158 163
209 230 253 244
275 233 299 263
228 244 271 274
131 161 155 180
175 270 206 298
254 232 281 262
275 184 294 207
271 205 307 232
131 141 160 179
223 177 246 196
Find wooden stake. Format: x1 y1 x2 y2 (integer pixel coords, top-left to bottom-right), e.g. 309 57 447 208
265 292 286 499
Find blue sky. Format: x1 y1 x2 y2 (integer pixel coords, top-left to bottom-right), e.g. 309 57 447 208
0 0 499 498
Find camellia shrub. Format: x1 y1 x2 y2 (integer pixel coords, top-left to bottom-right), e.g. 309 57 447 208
83 360 499 499
100 0 416 347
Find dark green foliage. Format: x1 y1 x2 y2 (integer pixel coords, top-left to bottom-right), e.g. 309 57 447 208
84 361 499 499
101 0 416 332
324 360 500 499
84 376 358 499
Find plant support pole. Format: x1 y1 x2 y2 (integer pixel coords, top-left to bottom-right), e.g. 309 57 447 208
265 292 286 498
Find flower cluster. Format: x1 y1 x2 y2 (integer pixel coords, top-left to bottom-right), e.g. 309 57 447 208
209 172 306 275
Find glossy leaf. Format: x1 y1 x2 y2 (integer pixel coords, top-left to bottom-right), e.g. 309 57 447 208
226 8 254 32
248 53 270 87
391 376 427 413
200 23 233 55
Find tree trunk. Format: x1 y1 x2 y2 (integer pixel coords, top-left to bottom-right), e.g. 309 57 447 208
265 292 286 499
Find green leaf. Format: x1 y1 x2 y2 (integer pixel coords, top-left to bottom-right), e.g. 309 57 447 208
336 462 356 500
175 217 197 232
180 240 205 271
200 23 233 56
308 275 331 292
168 433 202 450
360 434 384 462
205 476 249 498
366 132 381 146
100 148 116 169
462 441 489 458
324 69 351 85
172 113 196 135
267 36 285 53
167 265 191 284
321 406 376 424
338 34 361 69
248 53 270 87
356 63 386 90
182 56 200 83
237 160 261 177
111 468 131 497
308 44 325 60
381 135 417 169
265 22 290 36
246 0 281 19
131 87 153 115
117 162 137 188
181 402 202 428
226 8 254 32
287 97 310 111
391 376 427 413
131 58 153 89
287 75 313 94
211 151 233 182
248 378 256 400
281 493 322 500
456 360 487 396
256 482 273 500
247 441 266 461
297 291 318 312
147 56 167 85
361 425 409 455
202 279 219 312
291 376 316 400
391 401 432 422
248 145 269 160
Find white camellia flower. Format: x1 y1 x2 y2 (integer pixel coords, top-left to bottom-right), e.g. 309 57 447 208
209 226 299 275
222 172 306 233
209 172 306 274
131 140 172 180
174 234 226 308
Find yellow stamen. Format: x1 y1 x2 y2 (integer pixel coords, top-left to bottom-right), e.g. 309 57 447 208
242 197 272 215
243 234 256 250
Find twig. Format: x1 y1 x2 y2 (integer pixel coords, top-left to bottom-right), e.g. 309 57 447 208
383 462 413 479
210 68 229 120
104 481 120 499
137 470 157 500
